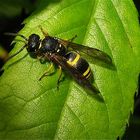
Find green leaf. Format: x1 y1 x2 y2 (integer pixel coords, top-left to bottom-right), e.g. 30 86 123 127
0 0 140 139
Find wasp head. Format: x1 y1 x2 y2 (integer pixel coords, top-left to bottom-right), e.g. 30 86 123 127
27 34 40 58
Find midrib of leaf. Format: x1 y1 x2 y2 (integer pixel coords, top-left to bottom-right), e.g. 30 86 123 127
53 0 97 139
66 101 90 138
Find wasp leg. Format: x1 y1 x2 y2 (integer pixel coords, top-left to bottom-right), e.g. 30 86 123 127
57 66 63 90
39 63 55 81
66 35 78 50
38 56 46 64
39 26 49 36
68 35 77 42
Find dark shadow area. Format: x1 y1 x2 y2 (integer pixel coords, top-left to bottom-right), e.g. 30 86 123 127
91 59 116 71
133 0 140 21
87 91 104 103
122 74 140 140
65 72 104 103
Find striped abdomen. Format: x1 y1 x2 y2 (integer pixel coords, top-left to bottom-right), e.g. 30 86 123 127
65 52 91 79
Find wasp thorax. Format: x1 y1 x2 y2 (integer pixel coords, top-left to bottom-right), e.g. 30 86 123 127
40 36 58 53
40 36 66 56
27 34 40 58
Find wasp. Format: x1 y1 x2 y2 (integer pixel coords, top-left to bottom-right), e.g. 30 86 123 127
5 27 113 95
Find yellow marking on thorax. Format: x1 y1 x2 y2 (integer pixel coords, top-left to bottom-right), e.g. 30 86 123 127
83 67 90 76
67 53 80 66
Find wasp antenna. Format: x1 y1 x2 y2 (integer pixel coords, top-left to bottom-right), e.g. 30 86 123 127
5 44 27 63
38 26 49 36
4 32 28 41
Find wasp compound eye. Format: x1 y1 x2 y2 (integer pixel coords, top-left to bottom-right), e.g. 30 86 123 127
27 34 40 58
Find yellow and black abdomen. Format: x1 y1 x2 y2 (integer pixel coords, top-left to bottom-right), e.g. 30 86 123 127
65 52 91 79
